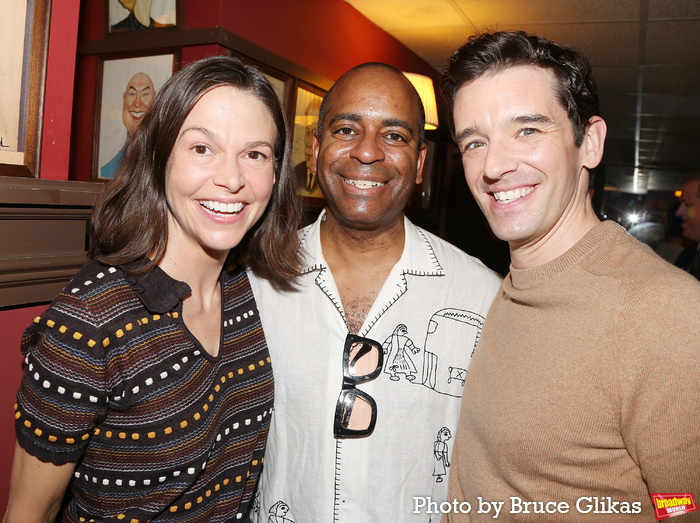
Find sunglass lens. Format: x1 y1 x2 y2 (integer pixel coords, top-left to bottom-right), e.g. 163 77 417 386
348 341 380 377
338 390 374 431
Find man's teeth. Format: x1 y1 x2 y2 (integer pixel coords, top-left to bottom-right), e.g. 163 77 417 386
493 186 534 203
344 178 385 189
199 200 244 214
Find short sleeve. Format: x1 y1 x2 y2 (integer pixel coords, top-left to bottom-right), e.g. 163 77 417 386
15 290 109 465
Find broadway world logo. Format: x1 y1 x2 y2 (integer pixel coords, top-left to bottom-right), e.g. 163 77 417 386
651 493 698 520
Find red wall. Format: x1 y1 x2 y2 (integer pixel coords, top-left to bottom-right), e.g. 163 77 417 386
0 305 48 515
76 0 437 81
187 0 439 82
40 0 80 181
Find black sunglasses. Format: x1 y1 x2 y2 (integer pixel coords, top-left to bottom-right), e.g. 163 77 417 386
333 334 383 437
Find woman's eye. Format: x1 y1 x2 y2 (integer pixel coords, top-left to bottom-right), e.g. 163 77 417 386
193 144 209 155
246 151 267 160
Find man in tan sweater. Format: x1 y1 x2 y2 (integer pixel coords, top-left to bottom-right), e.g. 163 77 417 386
438 31 700 521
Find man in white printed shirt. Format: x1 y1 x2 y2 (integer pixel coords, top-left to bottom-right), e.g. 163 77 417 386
249 62 501 522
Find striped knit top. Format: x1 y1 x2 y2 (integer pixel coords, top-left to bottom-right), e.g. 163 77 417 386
14 259 273 522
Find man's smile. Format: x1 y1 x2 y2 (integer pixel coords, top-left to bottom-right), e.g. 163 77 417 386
343 178 387 189
492 186 536 204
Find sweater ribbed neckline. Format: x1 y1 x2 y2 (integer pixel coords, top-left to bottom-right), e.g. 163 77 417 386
508 220 624 290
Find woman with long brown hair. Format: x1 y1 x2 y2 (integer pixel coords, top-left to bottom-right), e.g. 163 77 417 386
5 55 301 522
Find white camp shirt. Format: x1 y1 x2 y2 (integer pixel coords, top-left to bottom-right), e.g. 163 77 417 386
249 210 502 523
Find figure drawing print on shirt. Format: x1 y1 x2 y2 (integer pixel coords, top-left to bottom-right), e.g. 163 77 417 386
268 500 295 523
382 324 420 381
381 308 484 398
433 426 452 483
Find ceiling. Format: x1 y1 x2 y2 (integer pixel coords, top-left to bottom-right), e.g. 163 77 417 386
345 0 700 194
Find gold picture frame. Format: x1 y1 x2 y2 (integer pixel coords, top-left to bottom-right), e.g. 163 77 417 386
0 0 50 178
292 81 326 205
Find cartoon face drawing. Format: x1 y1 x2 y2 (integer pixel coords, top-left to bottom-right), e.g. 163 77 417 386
437 427 452 442
268 500 296 522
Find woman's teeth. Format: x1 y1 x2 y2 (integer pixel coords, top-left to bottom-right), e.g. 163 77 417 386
493 186 534 204
199 200 244 214
343 178 385 189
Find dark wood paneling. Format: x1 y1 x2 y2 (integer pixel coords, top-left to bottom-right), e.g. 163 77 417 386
0 176 102 307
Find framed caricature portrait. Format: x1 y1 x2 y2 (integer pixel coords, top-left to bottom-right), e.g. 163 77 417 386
93 53 176 180
106 0 179 35
0 0 49 178
292 82 325 201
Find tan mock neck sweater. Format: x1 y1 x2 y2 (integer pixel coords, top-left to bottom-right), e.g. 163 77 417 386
447 221 700 522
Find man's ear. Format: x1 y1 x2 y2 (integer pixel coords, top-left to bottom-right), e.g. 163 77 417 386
311 132 321 173
582 116 606 171
415 142 428 185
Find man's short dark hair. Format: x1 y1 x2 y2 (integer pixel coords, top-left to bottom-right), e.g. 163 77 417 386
441 31 599 148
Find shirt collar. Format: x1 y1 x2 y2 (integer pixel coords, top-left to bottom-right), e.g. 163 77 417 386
123 260 192 314
299 209 445 277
